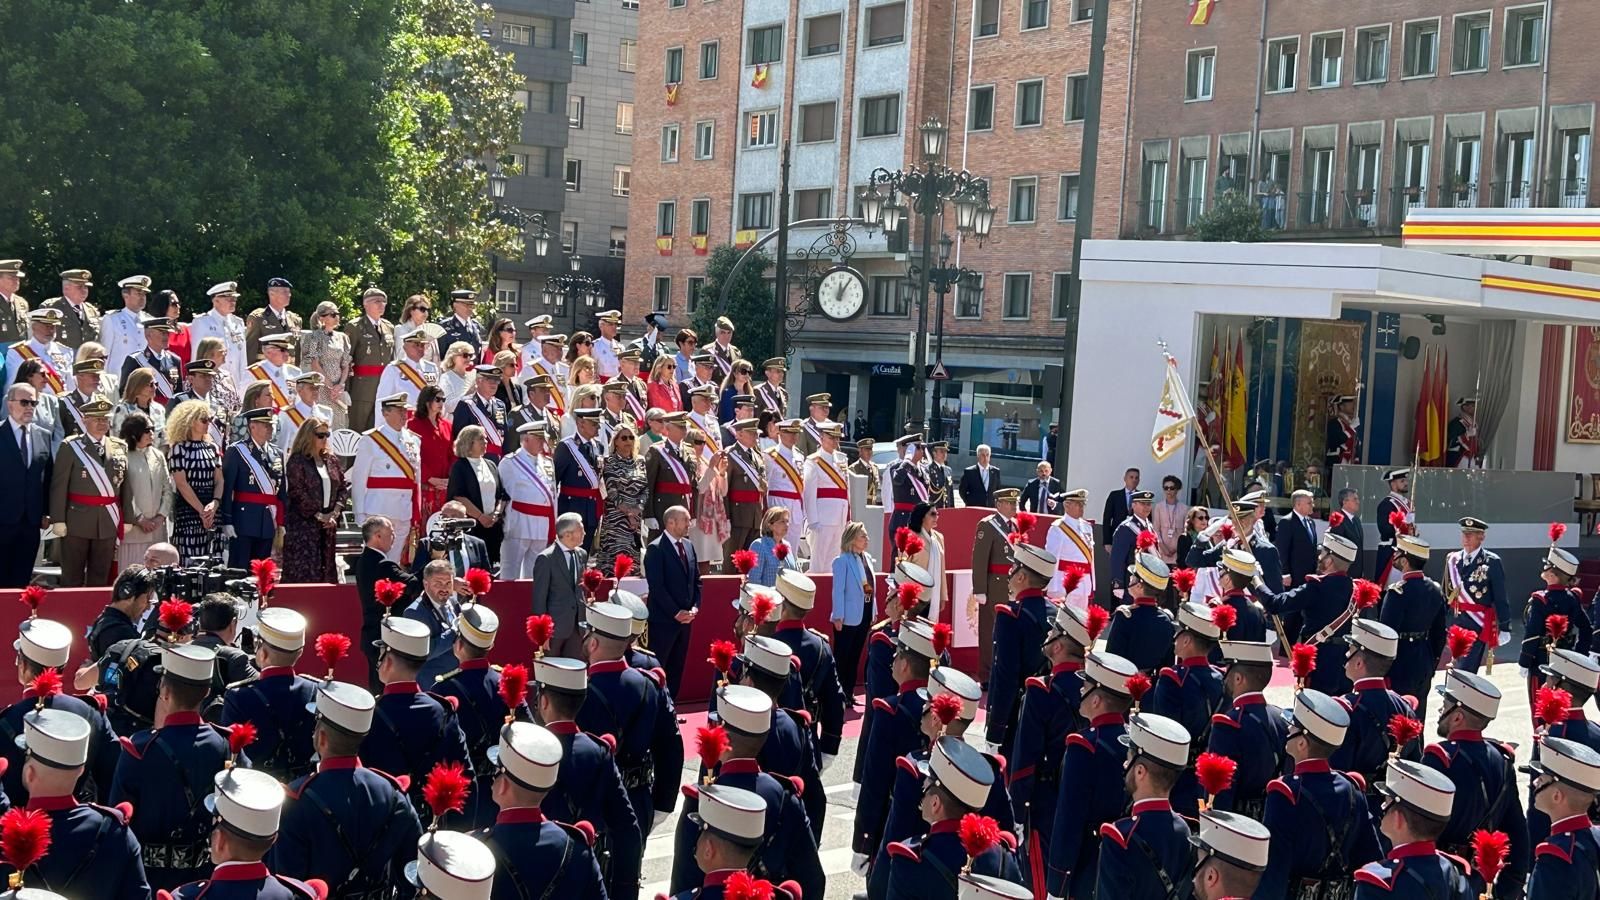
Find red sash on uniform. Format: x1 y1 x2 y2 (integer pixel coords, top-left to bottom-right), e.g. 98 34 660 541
511 500 557 536
353 365 386 377
67 494 124 539
729 490 763 503
235 491 285 526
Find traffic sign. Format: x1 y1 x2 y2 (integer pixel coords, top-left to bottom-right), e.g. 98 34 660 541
929 361 950 380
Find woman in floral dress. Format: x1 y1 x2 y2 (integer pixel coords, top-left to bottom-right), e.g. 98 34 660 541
299 301 353 430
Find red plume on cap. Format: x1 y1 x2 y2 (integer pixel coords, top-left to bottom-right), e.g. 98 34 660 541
932 623 953 657
17 585 47 617
1195 752 1237 798
1085 605 1110 642
1547 614 1571 645
612 553 635 580
1136 530 1158 552
228 722 258 759
1537 685 1573 727
314 633 351 678
1210 603 1238 636
1472 830 1511 889
895 582 924 615
1387 714 1422 749
498 664 530 716
1550 522 1568 544
374 579 405 610
1171 568 1197 596
158 599 193 633
1006 530 1026 546
581 567 605 595
1290 643 1317 681
1446 625 1478 660
930 692 963 726
1388 510 1414 536
750 591 777 625
1014 511 1038 535
28 670 61 712
1061 570 1085 596
1353 579 1382 610
958 813 1002 863
422 761 471 822
1216 522 1235 540
773 542 790 562
724 871 774 900
1327 511 1346 529
894 527 913 553
697 725 729 770
250 558 279 599
465 567 493 598
903 534 926 557
1125 673 1152 706
708 640 737 674
731 550 758 576
525 615 555 654
0 807 52 878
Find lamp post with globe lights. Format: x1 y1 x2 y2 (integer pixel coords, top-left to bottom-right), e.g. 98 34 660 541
487 168 606 329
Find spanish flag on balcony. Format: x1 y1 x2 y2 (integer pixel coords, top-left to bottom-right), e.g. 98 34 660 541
692 235 708 255
1190 0 1215 25
656 237 674 256
734 229 759 249
750 64 769 88
666 83 680 106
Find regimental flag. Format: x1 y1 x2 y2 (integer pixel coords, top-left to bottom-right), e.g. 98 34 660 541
1152 353 1198 462
656 236 674 256
1413 346 1432 462
1190 0 1217 26
1225 328 1247 469
751 64 769 88
666 83 681 106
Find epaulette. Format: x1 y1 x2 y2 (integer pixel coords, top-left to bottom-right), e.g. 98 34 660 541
1159 666 1182 685
1535 838 1573 863
1098 821 1130 849
594 732 618 755
426 691 461 713
1211 713 1240 728
1400 694 1419 714
895 756 922 778
886 841 920 862
869 630 897 647
1343 770 1367 792
1065 733 1095 753
1306 574 1323 583
996 604 1017 618
872 698 896 715
807 626 832 644
368 766 411 794
1353 862 1394 890
870 618 894 633
434 667 463 683
560 819 598 848
117 734 146 759
786 707 813 726
1491 739 1517 759
1531 589 1549 602
646 667 668 688
1424 743 1453 765
681 783 699 799
989 753 1007 775
362 428 379 436
1116 605 1133 618
784 774 805 796
87 801 133 826
1266 777 1296 803
1333 696 1353 712
1025 675 1049 692
1440 851 1472 875
77 691 107 712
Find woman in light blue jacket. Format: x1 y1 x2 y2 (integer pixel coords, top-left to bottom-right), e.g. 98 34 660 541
747 505 802 586
830 521 875 702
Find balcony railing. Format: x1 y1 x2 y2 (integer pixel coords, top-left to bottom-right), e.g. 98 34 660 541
1340 189 1380 229
1438 182 1480 208
1295 190 1335 229
1546 178 1591 207
1492 179 1534 208
1389 185 1427 226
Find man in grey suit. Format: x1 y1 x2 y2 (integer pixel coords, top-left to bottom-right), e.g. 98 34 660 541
531 512 590 658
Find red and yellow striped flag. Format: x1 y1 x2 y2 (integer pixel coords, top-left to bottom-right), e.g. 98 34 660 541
1190 0 1216 26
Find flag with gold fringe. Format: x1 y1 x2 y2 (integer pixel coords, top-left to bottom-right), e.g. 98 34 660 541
1152 352 1197 462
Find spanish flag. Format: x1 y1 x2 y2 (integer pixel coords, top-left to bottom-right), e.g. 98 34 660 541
1190 0 1216 26
1225 329 1247 469
666 83 680 106
751 64 769 88
656 237 674 256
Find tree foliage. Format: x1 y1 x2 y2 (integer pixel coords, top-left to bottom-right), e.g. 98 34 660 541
1188 189 1267 243
693 245 775 365
0 0 519 317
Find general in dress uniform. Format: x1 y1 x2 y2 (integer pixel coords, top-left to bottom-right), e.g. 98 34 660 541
167 766 327 900
1190 810 1273 900
189 282 249 391
221 407 286 568
1377 534 1448 716
1252 531 1360 695
1529 649 1600 844
985 543 1055 754
245 333 303 411
1105 551 1176 675
277 372 332 451
99 274 152 378
1205 639 1286 819
244 276 304 363
351 393 424 563
765 420 808 537
1 615 120 807
854 618 939 864
526 335 570 415
1526 736 1600 900
1044 651 1137 900
592 310 623 380
1009 604 1090 884
58 357 108 440
1107 490 1155 598
5 308 73 396
0 259 31 345
801 421 850 572
723 418 768 570
1330 619 1420 801
438 290 486 360
1372 468 1412 584
1442 516 1510 673
122 316 185 406
431 603 509 826
1520 543 1591 689
48 397 127 587
969 490 1018 684
1353 760 1474 900
755 357 788 415
1094 713 1195 900
1044 489 1095 606
793 393 832 458
477 719 607 900
770 572 846 759
1144 602 1227 819
343 287 397 438
456 365 510 458
362 616 474 823
555 407 605 536
221 609 319 783
850 438 882 507
887 436 932 538
375 330 441 427
270 679 423 894
41 268 101 352
498 421 558 579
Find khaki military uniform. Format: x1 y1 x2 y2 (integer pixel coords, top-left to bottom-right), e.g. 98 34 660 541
50 433 128 586
722 442 766 572
245 306 304 363
343 317 395 436
849 456 881 506
0 291 31 344
41 297 101 351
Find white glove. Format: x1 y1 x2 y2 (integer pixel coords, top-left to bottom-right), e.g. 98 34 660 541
223 525 237 541
1519 667 1530 678
852 783 861 802
644 517 659 530
820 753 837 772
49 523 67 538
851 853 870 876
983 740 1001 755
652 810 670 831
1498 630 1512 648
1198 518 1226 541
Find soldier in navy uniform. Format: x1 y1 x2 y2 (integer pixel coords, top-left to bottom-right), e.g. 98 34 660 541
221 609 319 784
1185 501 1285 600
887 436 931 538
220 407 286 568
3 614 119 807
853 618 940 874
530 656 643 900
454 365 511 457
770 571 846 764
269 679 423 894
1207 551 1270 659
610 590 666 672
1378 534 1448 719
1094 712 1194 900
1108 490 1154 598
1104 551 1176 675
1446 517 1510 674
671 686 823 900
1190 810 1272 900
169 767 326 900
1331 619 1421 803
361 616 474 826
511 374 561 436
1257 689 1382 899
438 290 486 359
576 601 683 835
1372 468 1411 583
870 736 1022 900
734 633 826 845
926 442 954 509
1145 602 1227 819
1353 759 1474 900
110 643 241 890
1008 604 1091 882
1422 669 1530 898
1324 393 1360 469
477 719 607 900
4 707 150 899
556 407 605 537
1520 542 1591 690
1043 651 1137 900
669 784 796 900
1529 649 1600 844
856 561 937 788
406 818 499 899
432 603 514 828
1204 640 1286 819
984 543 1056 755
121 316 184 405
1525 736 1600 900
1252 531 1360 695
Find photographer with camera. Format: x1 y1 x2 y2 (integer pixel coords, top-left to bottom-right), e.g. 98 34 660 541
90 564 160 660
410 500 492 578
75 597 201 736
192 593 259 689
402 559 469 690
355 515 422 690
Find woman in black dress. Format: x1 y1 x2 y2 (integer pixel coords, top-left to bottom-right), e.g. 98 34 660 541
164 399 223 563
448 424 505 565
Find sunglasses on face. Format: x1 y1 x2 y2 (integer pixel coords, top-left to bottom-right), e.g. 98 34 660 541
315 432 331 439
618 436 635 441
13 398 37 407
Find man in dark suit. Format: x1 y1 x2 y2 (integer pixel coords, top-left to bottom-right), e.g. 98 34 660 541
957 443 1003 507
1329 487 1364 579
354 516 421 690
531 512 589 658
402 558 467 689
1020 460 1063 513
1101 467 1141 554
643 505 701 697
0 382 53 586
1274 489 1321 588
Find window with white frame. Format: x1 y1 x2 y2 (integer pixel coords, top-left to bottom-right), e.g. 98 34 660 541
694 121 715 159
866 3 906 46
1402 19 1439 77
806 14 842 55
665 47 684 84
687 277 706 312
700 41 719 79
619 39 637 72
969 86 995 130
609 227 626 257
1505 5 1545 67
739 192 773 230
1266 37 1298 91
746 110 778 148
571 31 588 65
653 277 671 313
748 25 783 64
501 23 532 45
1065 74 1088 121
1186 49 1215 101
1452 13 1490 72
976 0 999 36
560 221 577 253
613 165 630 197
691 199 710 236
495 279 521 313
860 95 900 137
799 102 837 142
1355 26 1389 82
956 274 984 318
793 188 832 220
1072 0 1093 22
1023 0 1048 31
565 159 581 192
1310 32 1342 87
1015 80 1044 127
661 124 680 162
616 102 634 135
1003 273 1032 318
1009 177 1037 223
568 95 584 128
657 201 676 236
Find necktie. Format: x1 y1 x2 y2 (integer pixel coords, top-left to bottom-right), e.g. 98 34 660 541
17 426 26 461
569 550 579 583
1305 516 1315 542
678 539 690 571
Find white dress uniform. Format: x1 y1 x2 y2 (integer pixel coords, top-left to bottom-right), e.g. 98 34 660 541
498 448 557 578
525 356 570 412
245 358 302 410
592 335 621 380
373 359 440 427
189 308 249 388
4 337 74 395
277 400 332 451
802 450 852 572
1045 513 1097 609
349 421 424 562
97 306 148 378
765 442 808 536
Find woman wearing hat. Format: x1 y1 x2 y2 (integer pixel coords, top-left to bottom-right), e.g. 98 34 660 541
298 301 352 430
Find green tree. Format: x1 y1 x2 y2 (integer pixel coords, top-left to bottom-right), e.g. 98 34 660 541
692 245 775 365
1188 188 1267 243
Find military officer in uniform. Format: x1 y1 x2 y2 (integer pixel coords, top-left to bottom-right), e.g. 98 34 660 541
243 276 303 364
732 633 826 843
528 335 571 415
1324 393 1360 468
277 372 331 451
719 394 756 452
1044 651 1138 900
1373 468 1412 584
270 678 423 893
1205 639 1286 818
1520 541 1590 690
985 542 1056 753
801 421 850 571
438 289 485 360
554 407 604 537
1442 516 1509 673
351 393 424 563
189 282 249 390
1257 689 1382 899
220 407 286 568
1009 604 1092 876
593 309 623 381
887 436 931 538
853 618 940 868
0 259 30 345
517 314 554 371
168 766 325 900
765 419 807 538
109 643 239 890
634 312 667 372
1251 531 1360 695
2 614 120 807
723 418 767 569
1330 619 1420 801
770 572 845 761
926 441 954 509
456 365 511 458
498 421 558 579
48 397 126 586
1145 602 1227 819
407 822 499 900
1525 736 1600 900
1447 397 1480 469
168 358 228 443
344 287 396 437
617 347 650 422
58 357 106 438
122 316 184 406
221 609 319 782
1354 760 1474 900
1187 501 1286 601
245 333 302 411
849 437 881 507
1191 810 1273 900
1107 489 1155 599
1207 551 1271 653
1378 534 1447 717
1095 712 1195 900
794 393 833 457
99 274 151 377
755 357 788 415
643 411 696 537
5 308 73 396
362 616 473 818
376 330 442 426
969 488 1019 683
1529 649 1600 844
431 602 509 825
854 563 936 787
1044 489 1095 605
510 373 561 437
1104 551 1175 675
42 268 100 352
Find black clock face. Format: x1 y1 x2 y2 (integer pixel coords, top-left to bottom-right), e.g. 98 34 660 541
817 269 866 321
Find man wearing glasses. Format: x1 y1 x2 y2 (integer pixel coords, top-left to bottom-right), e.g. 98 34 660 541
0 382 53 586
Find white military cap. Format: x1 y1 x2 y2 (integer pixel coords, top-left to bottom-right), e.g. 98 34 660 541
1219 640 1274 667
691 784 767 846
1238 489 1268 505
1084 651 1139 696
490 722 564 792
379 616 431 662
524 314 554 329
1194 809 1271 871
309 679 377 734
959 875 1033 900
1345 619 1399 659
1122 712 1191 769
1380 758 1456 821
1395 533 1430 560
207 281 240 297
260 332 295 349
927 666 982 721
1436 669 1501 720
1289 689 1349 747
740 634 792 679
1545 546 1580 578
1320 532 1358 563
776 571 816 610
1131 552 1170 590
256 608 307 653
162 643 217 686
20 708 91 768
208 767 286 839
610 590 651 637
117 275 152 291
1220 549 1258 578
1177 602 1222 640
410 830 496 900
732 583 777 616
458 603 499 650
929 735 994 809
533 656 588 694
1049 604 1094 646
716 684 773 736
1010 542 1057 580
15 618 71 669
896 560 935 589
583 601 632 640
1542 648 1600 693
1528 736 1600 794
897 618 938 659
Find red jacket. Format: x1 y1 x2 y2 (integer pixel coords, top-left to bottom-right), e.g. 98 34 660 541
407 414 455 484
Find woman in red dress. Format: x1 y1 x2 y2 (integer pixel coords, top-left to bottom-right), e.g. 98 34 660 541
159 291 193 367
408 384 455 522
